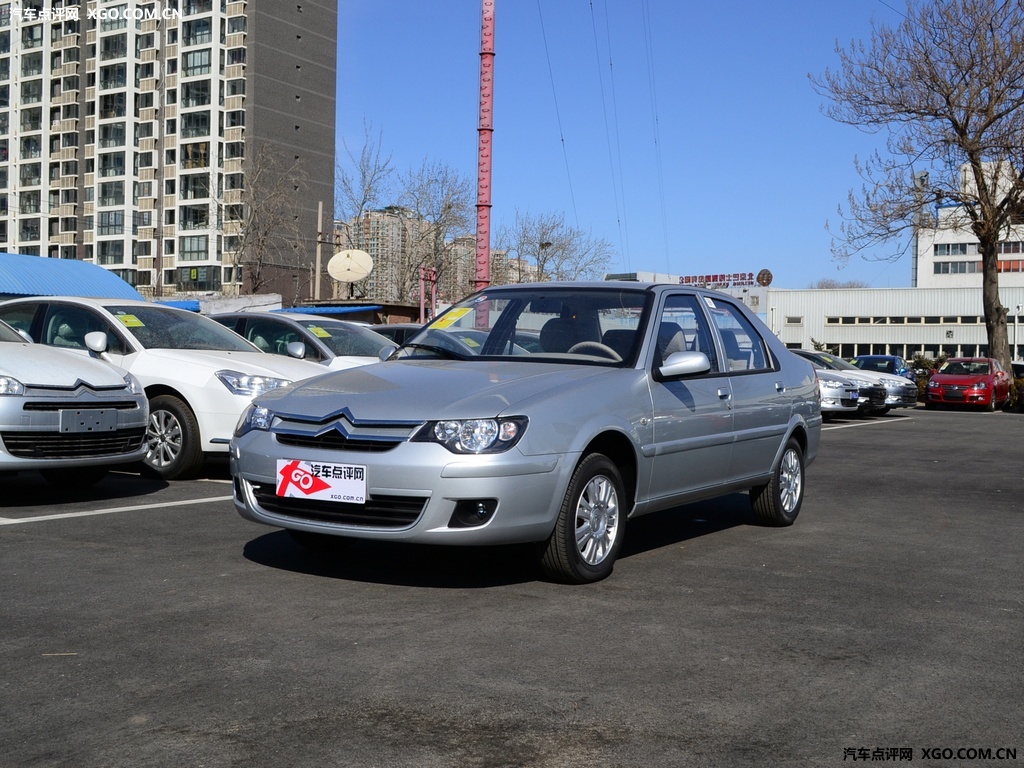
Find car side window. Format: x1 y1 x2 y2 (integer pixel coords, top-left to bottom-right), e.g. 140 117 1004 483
656 294 719 372
42 304 128 355
704 298 772 373
0 304 40 337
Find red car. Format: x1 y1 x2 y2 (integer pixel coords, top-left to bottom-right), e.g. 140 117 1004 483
926 357 1011 410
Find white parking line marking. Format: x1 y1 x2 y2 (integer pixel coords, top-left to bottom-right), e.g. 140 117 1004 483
823 418 914 431
0 495 233 525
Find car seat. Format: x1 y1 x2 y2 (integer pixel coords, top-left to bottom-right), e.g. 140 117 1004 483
539 317 581 353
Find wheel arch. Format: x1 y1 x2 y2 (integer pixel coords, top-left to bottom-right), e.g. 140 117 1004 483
579 430 638 509
143 384 207 443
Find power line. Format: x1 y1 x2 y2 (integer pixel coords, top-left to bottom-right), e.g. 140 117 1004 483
535 0 580 228
587 0 630 271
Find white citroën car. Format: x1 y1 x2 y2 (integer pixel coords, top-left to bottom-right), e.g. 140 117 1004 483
230 282 822 583
0 297 328 481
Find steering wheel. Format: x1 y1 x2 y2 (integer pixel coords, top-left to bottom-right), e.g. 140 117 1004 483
567 341 622 361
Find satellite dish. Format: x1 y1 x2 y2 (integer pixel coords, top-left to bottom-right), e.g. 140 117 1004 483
327 249 374 283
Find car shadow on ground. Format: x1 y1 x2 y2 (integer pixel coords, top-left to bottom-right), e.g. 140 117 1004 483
0 466 168 508
241 492 757 588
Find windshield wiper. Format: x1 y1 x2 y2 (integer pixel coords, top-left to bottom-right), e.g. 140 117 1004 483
400 342 470 360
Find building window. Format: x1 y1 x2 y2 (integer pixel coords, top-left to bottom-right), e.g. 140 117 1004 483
181 141 209 168
99 151 125 177
100 5 128 32
180 204 209 230
934 242 970 256
97 240 125 265
180 172 210 199
179 234 208 261
99 181 125 206
97 210 124 235
182 18 212 46
182 49 211 76
99 33 127 60
99 122 125 147
99 92 126 119
20 79 42 103
182 80 210 107
181 110 210 137
99 63 126 90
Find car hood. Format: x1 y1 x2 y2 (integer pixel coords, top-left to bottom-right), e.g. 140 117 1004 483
842 368 911 388
1 342 128 388
137 349 328 381
258 359 610 419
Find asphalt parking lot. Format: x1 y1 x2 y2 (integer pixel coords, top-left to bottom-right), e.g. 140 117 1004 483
1 407 1022 768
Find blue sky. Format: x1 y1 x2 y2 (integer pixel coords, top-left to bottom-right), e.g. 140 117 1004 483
336 1 908 289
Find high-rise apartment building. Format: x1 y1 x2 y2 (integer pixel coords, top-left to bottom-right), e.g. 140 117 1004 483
0 0 335 302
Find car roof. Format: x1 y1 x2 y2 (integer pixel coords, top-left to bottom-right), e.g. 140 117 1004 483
1 295 178 310
212 310 352 323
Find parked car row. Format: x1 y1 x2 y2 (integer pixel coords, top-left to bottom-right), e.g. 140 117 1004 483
793 350 918 416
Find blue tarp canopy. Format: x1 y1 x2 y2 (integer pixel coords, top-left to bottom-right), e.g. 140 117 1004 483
0 252 144 300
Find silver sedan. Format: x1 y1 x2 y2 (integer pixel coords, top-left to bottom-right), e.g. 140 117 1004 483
231 282 821 583
0 320 147 486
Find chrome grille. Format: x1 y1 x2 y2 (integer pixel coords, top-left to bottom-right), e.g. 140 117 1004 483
1 428 146 459
249 482 425 527
275 431 402 453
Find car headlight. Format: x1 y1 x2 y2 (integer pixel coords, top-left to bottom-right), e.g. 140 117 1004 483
413 416 528 454
234 403 274 437
928 379 939 388
971 381 988 390
216 370 291 397
0 375 25 395
819 378 846 389
123 373 143 394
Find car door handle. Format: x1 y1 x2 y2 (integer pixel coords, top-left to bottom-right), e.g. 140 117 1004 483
775 381 786 393
717 388 731 400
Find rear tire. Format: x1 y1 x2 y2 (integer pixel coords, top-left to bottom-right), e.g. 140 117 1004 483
539 453 625 584
144 394 205 480
751 438 804 527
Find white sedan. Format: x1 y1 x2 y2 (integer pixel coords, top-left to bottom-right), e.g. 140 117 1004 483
0 297 328 480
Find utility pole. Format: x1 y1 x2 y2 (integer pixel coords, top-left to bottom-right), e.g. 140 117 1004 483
475 0 495 294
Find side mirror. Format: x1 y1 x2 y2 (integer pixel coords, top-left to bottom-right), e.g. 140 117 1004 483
657 350 712 380
285 340 306 359
379 344 398 361
15 328 33 343
84 331 109 355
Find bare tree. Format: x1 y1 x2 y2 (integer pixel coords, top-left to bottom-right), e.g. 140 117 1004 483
809 278 871 289
235 142 308 296
494 210 615 284
395 160 474 303
335 120 394 237
811 0 1024 372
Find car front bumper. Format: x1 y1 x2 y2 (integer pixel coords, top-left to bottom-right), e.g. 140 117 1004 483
230 432 573 545
0 390 147 470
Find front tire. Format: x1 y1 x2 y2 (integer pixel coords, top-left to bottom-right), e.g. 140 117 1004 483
751 438 804 527
144 394 204 480
540 453 626 584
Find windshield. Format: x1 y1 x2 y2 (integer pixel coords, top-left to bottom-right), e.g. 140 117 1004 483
939 360 990 375
810 352 860 372
294 320 395 357
394 286 650 365
853 357 895 373
107 305 257 351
